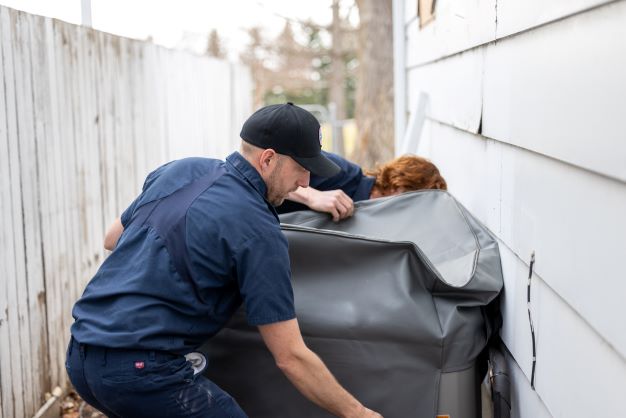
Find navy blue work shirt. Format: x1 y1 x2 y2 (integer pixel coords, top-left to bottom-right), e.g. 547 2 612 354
275 151 375 214
71 152 296 354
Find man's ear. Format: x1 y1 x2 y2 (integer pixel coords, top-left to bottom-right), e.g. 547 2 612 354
259 148 277 172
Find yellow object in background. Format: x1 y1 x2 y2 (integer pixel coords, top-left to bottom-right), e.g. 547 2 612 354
320 120 357 157
320 123 333 151
342 120 357 156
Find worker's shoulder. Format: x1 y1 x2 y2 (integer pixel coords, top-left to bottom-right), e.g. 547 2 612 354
187 188 283 252
202 186 276 226
190 172 278 229
137 157 224 200
156 157 223 179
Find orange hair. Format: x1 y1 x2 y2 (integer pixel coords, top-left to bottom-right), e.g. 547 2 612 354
366 155 447 196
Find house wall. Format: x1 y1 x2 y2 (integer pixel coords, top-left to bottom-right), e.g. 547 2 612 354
395 0 626 416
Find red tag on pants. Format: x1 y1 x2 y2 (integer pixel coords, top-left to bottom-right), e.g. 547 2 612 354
134 361 145 369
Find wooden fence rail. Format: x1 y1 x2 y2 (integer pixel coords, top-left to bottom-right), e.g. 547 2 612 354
0 6 252 417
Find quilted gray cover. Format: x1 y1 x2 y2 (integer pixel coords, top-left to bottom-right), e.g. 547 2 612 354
202 190 503 417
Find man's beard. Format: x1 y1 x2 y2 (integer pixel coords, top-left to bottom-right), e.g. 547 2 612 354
266 158 286 206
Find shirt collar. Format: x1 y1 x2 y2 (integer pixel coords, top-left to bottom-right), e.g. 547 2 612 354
226 152 280 220
226 152 268 197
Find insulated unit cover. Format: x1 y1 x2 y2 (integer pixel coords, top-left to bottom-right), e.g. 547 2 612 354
202 190 503 417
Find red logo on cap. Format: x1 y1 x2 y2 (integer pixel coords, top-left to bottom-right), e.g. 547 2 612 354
134 361 145 369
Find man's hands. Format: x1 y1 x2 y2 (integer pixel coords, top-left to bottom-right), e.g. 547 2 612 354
347 406 384 418
287 187 354 222
307 189 354 222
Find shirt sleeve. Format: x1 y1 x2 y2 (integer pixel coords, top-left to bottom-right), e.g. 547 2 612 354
120 198 140 227
310 151 371 201
120 162 172 227
234 232 296 326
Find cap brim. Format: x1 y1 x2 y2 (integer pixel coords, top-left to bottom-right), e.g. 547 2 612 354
292 154 341 178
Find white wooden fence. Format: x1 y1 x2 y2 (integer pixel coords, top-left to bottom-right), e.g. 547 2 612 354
0 5 252 417
394 0 626 417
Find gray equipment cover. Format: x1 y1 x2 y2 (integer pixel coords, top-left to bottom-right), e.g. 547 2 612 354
202 190 503 417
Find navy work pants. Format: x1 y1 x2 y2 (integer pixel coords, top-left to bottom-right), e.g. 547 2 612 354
65 336 247 418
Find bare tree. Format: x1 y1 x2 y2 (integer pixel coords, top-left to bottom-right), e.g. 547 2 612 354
274 22 319 91
329 0 347 154
206 29 226 59
240 27 273 107
241 23 326 108
353 0 394 167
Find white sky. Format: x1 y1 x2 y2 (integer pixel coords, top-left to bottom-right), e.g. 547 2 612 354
0 0 356 59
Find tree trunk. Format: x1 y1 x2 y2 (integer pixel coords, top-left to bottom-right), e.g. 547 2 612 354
354 0 394 168
329 0 346 155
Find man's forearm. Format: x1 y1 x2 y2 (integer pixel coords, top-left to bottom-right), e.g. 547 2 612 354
258 320 379 418
276 345 364 418
286 186 312 205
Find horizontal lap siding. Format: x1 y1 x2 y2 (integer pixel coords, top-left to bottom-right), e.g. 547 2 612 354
403 1 626 416
416 114 626 418
405 0 615 66
407 49 484 134
504 348 553 418
495 0 615 38
419 121 626 357
483 1 626 182
498 245 626 417
406 0 496 67
0 5 251 417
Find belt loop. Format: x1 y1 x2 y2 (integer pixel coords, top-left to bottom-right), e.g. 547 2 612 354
79 343 86 360
102 347 108 366
149 351 156 362
68 336 74 357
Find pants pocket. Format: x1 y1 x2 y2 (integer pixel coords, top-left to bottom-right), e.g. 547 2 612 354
101 356 192 392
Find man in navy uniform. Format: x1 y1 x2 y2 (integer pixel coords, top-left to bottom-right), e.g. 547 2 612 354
67 103 383 418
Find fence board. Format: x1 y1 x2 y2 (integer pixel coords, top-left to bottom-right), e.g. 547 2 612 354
29 12 55 399
1 8 27 418
45 16 70 391
96 31 118 233
16 10 49 410
31 13 65 391
56 22 82 379
0 9 15 417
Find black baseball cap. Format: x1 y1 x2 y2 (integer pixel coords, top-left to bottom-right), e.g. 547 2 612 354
240 103 340 178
